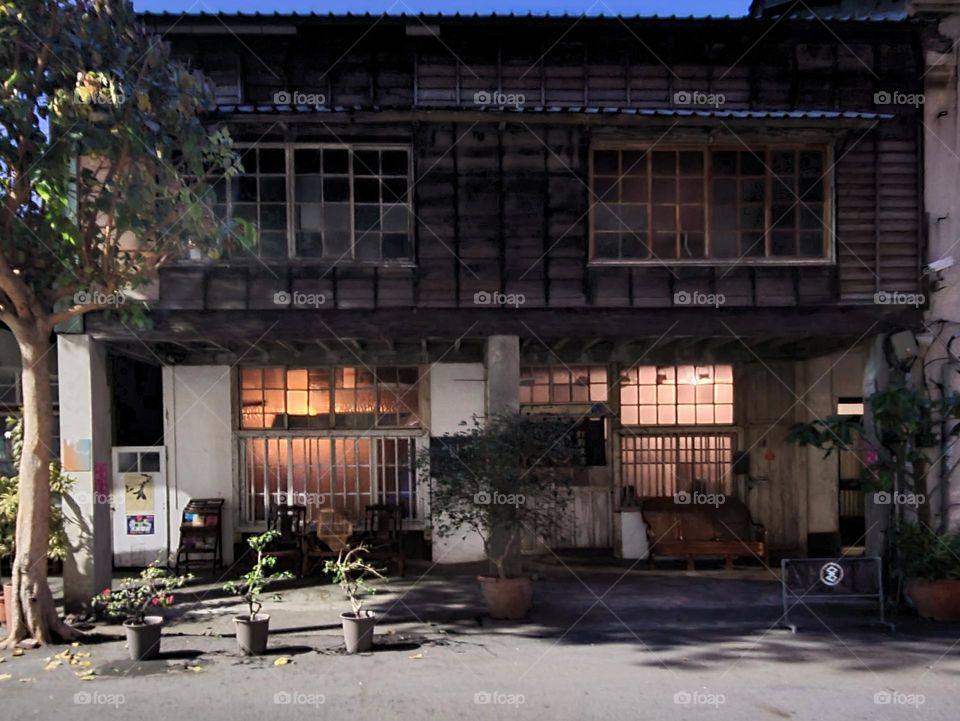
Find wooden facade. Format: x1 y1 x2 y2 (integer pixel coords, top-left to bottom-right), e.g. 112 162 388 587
84 12 930 362
82 13 932 556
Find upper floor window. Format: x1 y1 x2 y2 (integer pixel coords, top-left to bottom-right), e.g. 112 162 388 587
212 144 413 262
239 366 420 430
590 146 828 263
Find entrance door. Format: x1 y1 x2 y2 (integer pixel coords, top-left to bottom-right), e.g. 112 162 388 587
111 447 166 567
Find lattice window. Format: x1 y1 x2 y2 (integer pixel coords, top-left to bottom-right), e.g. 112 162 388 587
620 432 735 498
619 364 733 426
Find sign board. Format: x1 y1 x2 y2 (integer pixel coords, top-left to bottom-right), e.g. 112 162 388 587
780 557 891 631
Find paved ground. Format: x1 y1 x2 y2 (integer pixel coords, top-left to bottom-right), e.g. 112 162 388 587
2 557 959 720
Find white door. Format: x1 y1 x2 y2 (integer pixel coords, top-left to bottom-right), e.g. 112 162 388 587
111 447 167 567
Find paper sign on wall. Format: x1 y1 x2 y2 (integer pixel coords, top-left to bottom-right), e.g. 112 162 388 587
126 514 155 535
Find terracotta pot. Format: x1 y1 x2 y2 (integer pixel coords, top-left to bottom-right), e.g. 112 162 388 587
234 614 271 656
906 578 960 622
0 584 7 629
340 611 376 653
477 576 533 619
123 616 164 660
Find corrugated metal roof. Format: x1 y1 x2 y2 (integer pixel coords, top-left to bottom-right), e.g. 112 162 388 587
139 11 913 23
215 104 895 120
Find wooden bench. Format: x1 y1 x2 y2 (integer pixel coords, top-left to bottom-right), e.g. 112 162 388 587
641 496 768 570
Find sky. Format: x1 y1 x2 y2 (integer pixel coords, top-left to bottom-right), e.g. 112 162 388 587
131 0 749 16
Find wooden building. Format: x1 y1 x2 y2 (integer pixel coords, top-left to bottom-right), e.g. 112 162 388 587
59 11 930 592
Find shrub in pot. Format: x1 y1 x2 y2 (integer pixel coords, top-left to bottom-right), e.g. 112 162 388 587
224 530 293 655
892 522 960 622
93 563 192 660
324 546 384 653
419 413 581 619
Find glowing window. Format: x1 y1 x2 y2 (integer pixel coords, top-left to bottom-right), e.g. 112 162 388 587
619 364 733 426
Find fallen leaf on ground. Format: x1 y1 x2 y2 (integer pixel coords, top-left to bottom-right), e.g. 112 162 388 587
18 677 35 683
43 660 62 671
71 642 80 647
0 674 11 681
186 665 205 673
408 653 423 659
273 656 291 666
77 674 96 681
11 649 23 657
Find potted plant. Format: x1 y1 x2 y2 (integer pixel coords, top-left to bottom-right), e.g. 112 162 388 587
1 418 74 631
223 530 293 655
891 522 960 622
93 563 192 660
323 545 384 653
419 413 581 619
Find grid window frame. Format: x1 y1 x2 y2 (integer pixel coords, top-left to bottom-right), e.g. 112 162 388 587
519 365 609 406
589 144 833 265
239 366 422 431
212 142 414 263
618 364 734 427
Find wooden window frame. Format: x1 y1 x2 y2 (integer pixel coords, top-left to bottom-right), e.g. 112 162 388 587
218 142 415 265
238 365 422 431
618 364 735 427
588 143 835 266
519 365 609 406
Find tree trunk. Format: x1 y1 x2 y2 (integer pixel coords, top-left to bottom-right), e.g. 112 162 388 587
1 324 77 647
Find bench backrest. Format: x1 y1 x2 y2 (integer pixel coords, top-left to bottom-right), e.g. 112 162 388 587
640 496 757 543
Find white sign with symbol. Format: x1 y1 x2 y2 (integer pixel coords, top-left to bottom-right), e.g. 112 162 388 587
819 561 845 586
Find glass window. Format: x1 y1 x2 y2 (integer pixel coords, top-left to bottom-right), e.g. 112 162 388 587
221 144 412 261
520 366 608 405
619 364 733 426
591 146 827 262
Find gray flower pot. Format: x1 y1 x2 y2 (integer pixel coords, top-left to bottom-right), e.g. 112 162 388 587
123 616 164 660
340 611 376 653
235 614 271 655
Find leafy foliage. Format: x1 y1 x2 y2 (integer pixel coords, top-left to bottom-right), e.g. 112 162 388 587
0 0 252 328
0 417 74 571
785 384 960 492
890 522 960 581
223 530 293 620
323 545 385 616
92 562 192 625
418 413 582 579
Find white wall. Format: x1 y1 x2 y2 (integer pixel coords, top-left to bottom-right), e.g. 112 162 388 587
428 363 487 564
58 335 112 610
163 365 235 564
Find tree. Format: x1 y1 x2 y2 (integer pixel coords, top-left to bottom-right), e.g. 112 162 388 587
0 0 247 646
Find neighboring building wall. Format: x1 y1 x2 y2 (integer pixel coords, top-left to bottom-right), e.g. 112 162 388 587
162 365 235 564
914 0 960 533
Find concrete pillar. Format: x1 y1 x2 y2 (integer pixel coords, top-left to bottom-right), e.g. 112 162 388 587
485 335 519 416
803 354 840 555
58 335 113 611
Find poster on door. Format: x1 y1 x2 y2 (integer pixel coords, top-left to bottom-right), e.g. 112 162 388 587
123 473 155 534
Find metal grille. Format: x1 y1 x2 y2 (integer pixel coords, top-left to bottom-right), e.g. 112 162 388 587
620 431 735 498
240 435 419 526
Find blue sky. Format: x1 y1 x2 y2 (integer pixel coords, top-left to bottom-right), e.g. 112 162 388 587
132 0 749 16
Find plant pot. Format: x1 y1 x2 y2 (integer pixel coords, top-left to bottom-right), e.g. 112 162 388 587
905 578 960 622
234 614 271 656
340 611 376 653
123 616 164 660
0 584 7 630
477 576 533 619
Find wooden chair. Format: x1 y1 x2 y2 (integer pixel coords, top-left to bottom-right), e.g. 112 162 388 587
358 504 405 576
302 508 354 577
263 502 307 578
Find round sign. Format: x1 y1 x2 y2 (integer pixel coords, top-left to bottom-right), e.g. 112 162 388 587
819 561 844 587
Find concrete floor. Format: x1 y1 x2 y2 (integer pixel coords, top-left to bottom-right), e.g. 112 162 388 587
2 558 959 720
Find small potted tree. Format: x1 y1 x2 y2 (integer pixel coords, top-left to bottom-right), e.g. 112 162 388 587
224 530 293 655
420 413 581 619
892 523 960 622
93 563 192 660
323 545 384 653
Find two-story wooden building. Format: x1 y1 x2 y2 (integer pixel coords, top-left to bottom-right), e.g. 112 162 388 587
55 10 929 603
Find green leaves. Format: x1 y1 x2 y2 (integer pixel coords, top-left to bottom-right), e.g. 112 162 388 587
323 546 384 616
0 0 242 324
891 523 960 581
92 562 192 625
223 530 293 619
